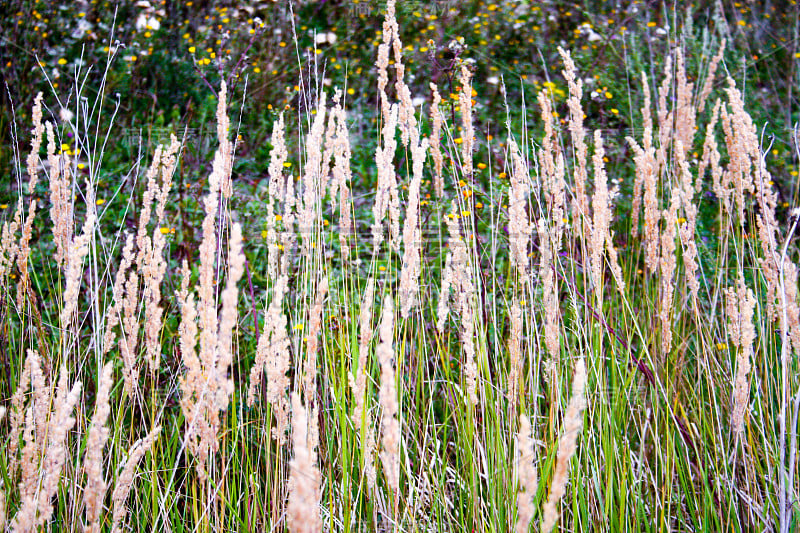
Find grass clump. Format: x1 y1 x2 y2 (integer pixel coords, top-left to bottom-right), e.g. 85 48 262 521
1 1 799 531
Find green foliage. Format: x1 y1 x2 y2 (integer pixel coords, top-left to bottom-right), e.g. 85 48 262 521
1 1 800 532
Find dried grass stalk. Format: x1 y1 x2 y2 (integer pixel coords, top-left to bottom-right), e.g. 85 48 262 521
38 367 82 524
248 276 292 443
217 222 246 396
16 93 45 308
26 93 44 196
60 213 96 326
540 357 587 533
110 426 161 533
353 277 376 429
659 189 680 359
141 135 180 373
697 39 726 114
515 414 538 533
673 49 696 161
723 78 796 343
675 141 700 307
627 73 651 239
508 299 524 404
508 138 532 278
655 55 673 176
437 252 454 332
287 392 322 533
280 153 298 278
299 93 328 256
699 100 722 199
390 13 416 149
376 0 395 122
83 363 114 533
216 82 234 199
726 276 757 435
626 72 660 270
6 351 32 478
0 202 22 292
351 277 378 489
461 291 479 407
102 234 134 356
377 295 401 495
261 279 292 441
539 219 560 362
372 103 401 252
304 277 329 409
430 83 445 197
329 90 354 258
120 263 141 397
459 66 475 178
11 359 82 532
267 112 287 279
180 84 241 483
590 130 609 295
538 90 567 244
399 131 428 318
558 47 589 233
46 121 73 270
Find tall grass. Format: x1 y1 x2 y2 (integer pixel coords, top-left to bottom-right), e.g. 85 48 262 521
0 1 798 531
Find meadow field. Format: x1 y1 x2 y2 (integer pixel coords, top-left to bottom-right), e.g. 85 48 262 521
0 0 799 531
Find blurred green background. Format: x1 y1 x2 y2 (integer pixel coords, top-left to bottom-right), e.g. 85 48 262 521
2 0 800 240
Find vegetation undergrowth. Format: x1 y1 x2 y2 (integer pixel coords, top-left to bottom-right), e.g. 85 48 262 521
0 1 799 531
